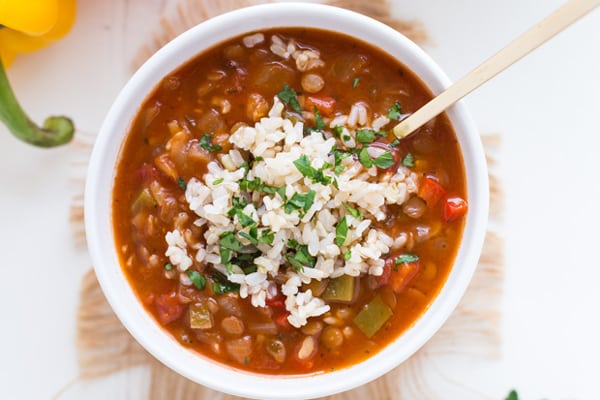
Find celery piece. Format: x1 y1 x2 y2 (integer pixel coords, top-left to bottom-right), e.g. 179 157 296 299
189 303 213 330
322 275 356 303
353 295 392 338
131 188 156 213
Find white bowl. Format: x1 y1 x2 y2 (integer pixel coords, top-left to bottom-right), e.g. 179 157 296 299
85 3 489 399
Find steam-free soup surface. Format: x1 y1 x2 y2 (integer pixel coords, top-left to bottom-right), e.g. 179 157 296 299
113 28 467 374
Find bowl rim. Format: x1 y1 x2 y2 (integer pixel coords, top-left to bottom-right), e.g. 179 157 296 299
85 3 489 399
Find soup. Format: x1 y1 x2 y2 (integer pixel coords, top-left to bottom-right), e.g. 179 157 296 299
112 28 467 374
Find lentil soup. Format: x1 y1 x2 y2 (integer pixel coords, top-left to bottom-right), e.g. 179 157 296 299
113 28 467 374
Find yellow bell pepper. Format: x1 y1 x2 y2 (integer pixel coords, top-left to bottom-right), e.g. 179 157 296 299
0 0 76 147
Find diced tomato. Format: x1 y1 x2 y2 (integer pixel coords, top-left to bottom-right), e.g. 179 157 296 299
265 293 286 308
134 163 160 184
375 258 393 287
443 196 468 222
305 95 336 116
418 176 446 206
389 261 420 293
275 311 292 329
154 292 185 325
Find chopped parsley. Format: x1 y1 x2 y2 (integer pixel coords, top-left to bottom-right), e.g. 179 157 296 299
369 151 384 167
343 202 363 219
211 272 240 294
389 138 401 148
254 156 264 162
277 84 302 113
313 107 326 132
186 270 206 290
333 125 344 137
332 147 351 175
212 178 224 185
219 231 243 263
238 231 258 245
344 249 352 261
287 238 298 248
335 216 348 246
284 190 316 214
387 101 403 120
356 129 378 145
227 196 249 217
293 155 332 185
352 77 360 88
235 210 256 228
177 177 187 190
258 229 275 245
286 244 316 272
199 133 222 153
219 231 244 251
401 152 415 168
240 177 286 200
343 134 351 141
358 147 395 169
358 148 373 168
164 262 173 271
395 254 419 264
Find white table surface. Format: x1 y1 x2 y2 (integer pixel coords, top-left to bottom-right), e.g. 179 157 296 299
2 1 599 399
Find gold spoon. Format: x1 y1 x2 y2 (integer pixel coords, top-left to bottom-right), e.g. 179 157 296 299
393 0 600 139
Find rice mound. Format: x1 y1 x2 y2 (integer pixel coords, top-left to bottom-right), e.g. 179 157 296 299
165 96 418 328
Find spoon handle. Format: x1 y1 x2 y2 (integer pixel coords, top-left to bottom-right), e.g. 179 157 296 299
393 0 600 139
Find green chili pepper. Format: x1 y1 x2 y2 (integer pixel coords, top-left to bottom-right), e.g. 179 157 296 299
0 60 74 147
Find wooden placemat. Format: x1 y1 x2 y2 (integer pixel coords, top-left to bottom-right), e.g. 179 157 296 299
69 1 503 398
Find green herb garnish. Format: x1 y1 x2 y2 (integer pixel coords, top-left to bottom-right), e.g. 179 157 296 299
343 202 363 219
395 254 419 264
212 178 224 185
352 77 360 88
387 101 403 120
258 229 275 245
227 196 249 217
236 210 256 228
277 84 302 113
219 231 243 252
177 177 187 190
358 148 373 168
314 107 326 131
293 155 331 185
333 125 344 137
356 129 377 144
372 151 395 168
164 262 173 271
335 216 348 246
211 272 240 294
344 249 352 261
187 270 206 290
343 134 351 141
389 138 400 148
284 190 316 214
238 231 258 245
286 244 316 272
287 238 298 248
240 177 286 200
358 148 395 169
199 133 222 153
401 152 415 167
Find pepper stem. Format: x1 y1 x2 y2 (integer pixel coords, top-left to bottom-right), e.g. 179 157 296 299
0 59 74 147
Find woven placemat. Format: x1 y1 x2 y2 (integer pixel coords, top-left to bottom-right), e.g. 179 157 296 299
69 1 503 398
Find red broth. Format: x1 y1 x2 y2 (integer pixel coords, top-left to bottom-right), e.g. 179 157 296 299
112 28 467 374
